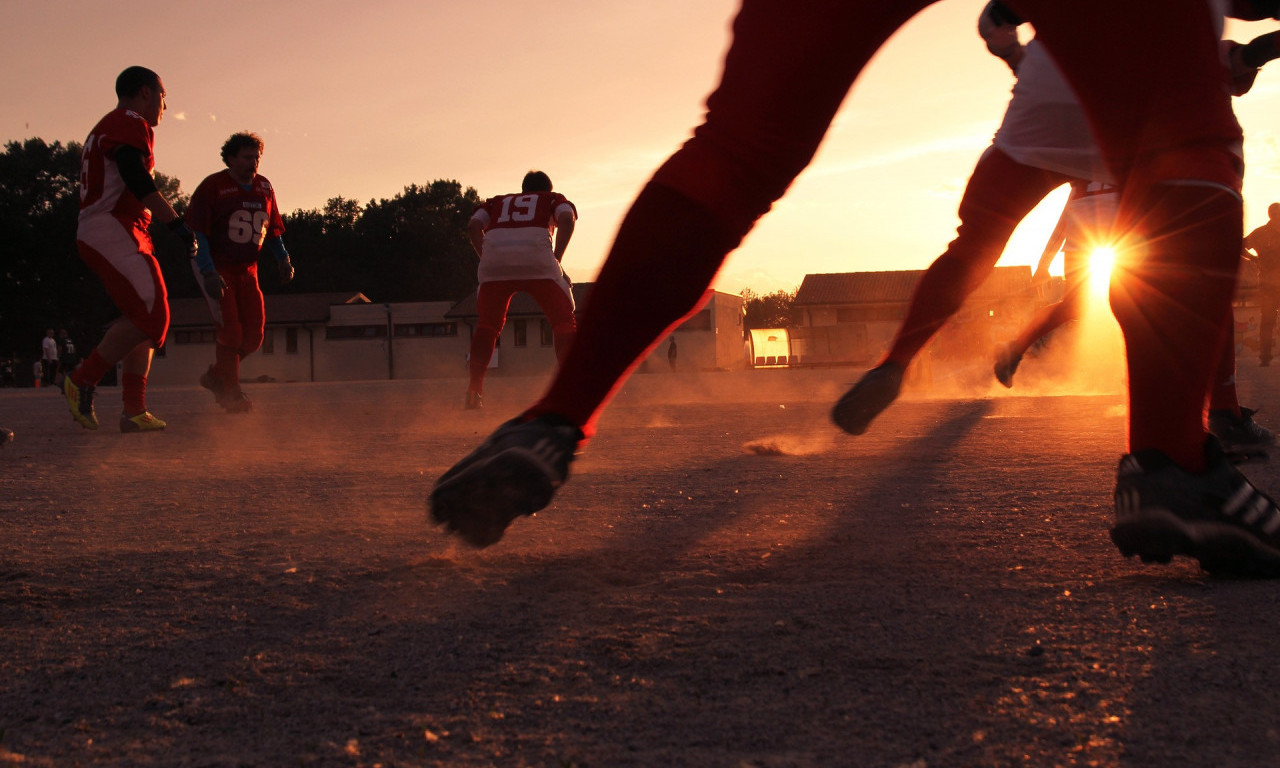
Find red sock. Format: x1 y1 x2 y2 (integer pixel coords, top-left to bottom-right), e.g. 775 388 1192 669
1111 186 1242 472
72 350 111 388
122 372 147 416
215 344 239 391
1206 306 1241 417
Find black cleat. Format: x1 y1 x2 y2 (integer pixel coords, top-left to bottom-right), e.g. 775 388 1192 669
429 415 584 548
1110 437 1280 577
993 342 1022 389
831 362 904 435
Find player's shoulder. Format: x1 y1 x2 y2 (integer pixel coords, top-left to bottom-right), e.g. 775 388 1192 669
254 174 274 192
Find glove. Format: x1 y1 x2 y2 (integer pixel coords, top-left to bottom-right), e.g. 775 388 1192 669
1224 41 1260 96
168 218 198 260
201 270 226 301
278 257 295 284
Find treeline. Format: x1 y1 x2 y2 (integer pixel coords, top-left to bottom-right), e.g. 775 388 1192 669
0 137 482 364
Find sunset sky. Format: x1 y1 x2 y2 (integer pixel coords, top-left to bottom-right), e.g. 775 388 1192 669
4 2 1278 295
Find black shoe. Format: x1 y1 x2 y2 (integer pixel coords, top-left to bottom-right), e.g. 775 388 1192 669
0 427 12 446
831 362 904 435
199 366 225 401
221 390 253 414
1208 407 1276 456
429 414 584 548
1110 438 1280 576
465 390 483 410
993 343 1022 389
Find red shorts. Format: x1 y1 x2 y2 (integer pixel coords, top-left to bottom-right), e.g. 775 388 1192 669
76 219 169 347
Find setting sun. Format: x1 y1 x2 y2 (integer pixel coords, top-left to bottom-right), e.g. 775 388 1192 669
1088 247 1116 296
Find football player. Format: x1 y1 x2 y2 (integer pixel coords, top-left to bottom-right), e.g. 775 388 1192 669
431 1 1280 578
64 66 195 433
186 132 295 413
462 170 577 410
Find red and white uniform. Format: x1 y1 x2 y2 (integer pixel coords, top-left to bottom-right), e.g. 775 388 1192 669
471 192 576 283
76 107 169 345
186 171 286 267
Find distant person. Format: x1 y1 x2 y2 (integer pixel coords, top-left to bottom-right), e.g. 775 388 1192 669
186 131 294 413
57 329 77 375
1244 202 1280 366
462 170 577 410
40 328 58 386
63 65 196 432
667 336 678 371
430 1 1280 579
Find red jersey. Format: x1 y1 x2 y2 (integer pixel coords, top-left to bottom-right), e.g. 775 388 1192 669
186 171 286 266
471 191 576 283
77 107 155 236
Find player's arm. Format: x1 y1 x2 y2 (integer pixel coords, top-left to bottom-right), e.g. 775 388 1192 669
266 237 295 283
978 1 1024 72
1225 31 1280 96
264 191 294 283
468 215 486 257
115 145 183 225
183 182 219 275
1229 0 1280 21
552 206 575 263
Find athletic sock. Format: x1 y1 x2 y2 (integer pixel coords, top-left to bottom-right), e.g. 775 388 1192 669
1112 185 1242 472
72 350 111 389
215 344 238 392
122 372 147 416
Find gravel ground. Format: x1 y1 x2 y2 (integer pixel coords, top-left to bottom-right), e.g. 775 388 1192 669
4 356 1280 768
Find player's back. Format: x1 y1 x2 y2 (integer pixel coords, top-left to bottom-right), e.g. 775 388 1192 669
474 191 575 282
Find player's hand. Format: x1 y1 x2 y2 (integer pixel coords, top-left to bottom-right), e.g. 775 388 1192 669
168 218 198 260
201 270 226 301
278 257 295 284
1224 41 1260 96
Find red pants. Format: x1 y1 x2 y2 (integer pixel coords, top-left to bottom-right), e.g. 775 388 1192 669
884 148 1078 366
76 228 170 347
528 0 1243 472
468 278 576 394
212 263 265 392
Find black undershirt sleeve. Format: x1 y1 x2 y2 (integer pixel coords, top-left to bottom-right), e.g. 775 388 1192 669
114 144 159 201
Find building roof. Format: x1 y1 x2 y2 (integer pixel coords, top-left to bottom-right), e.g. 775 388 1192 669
445 283 595 319
169 292 370 328
794 266 1033 306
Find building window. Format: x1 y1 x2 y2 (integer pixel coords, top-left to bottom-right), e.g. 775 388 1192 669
172 329 217 344
393 322 458 337
325 325 388 340
286 327 298 354
262 328 275 354
540 319 553 347
512 319 527 347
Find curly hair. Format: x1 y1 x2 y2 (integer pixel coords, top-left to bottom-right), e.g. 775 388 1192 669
221 132 265 166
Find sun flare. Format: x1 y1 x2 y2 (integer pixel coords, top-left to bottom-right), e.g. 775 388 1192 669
1088 247 1116 296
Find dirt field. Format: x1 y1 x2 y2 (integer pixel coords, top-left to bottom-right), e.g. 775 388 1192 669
4 359 1280 767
